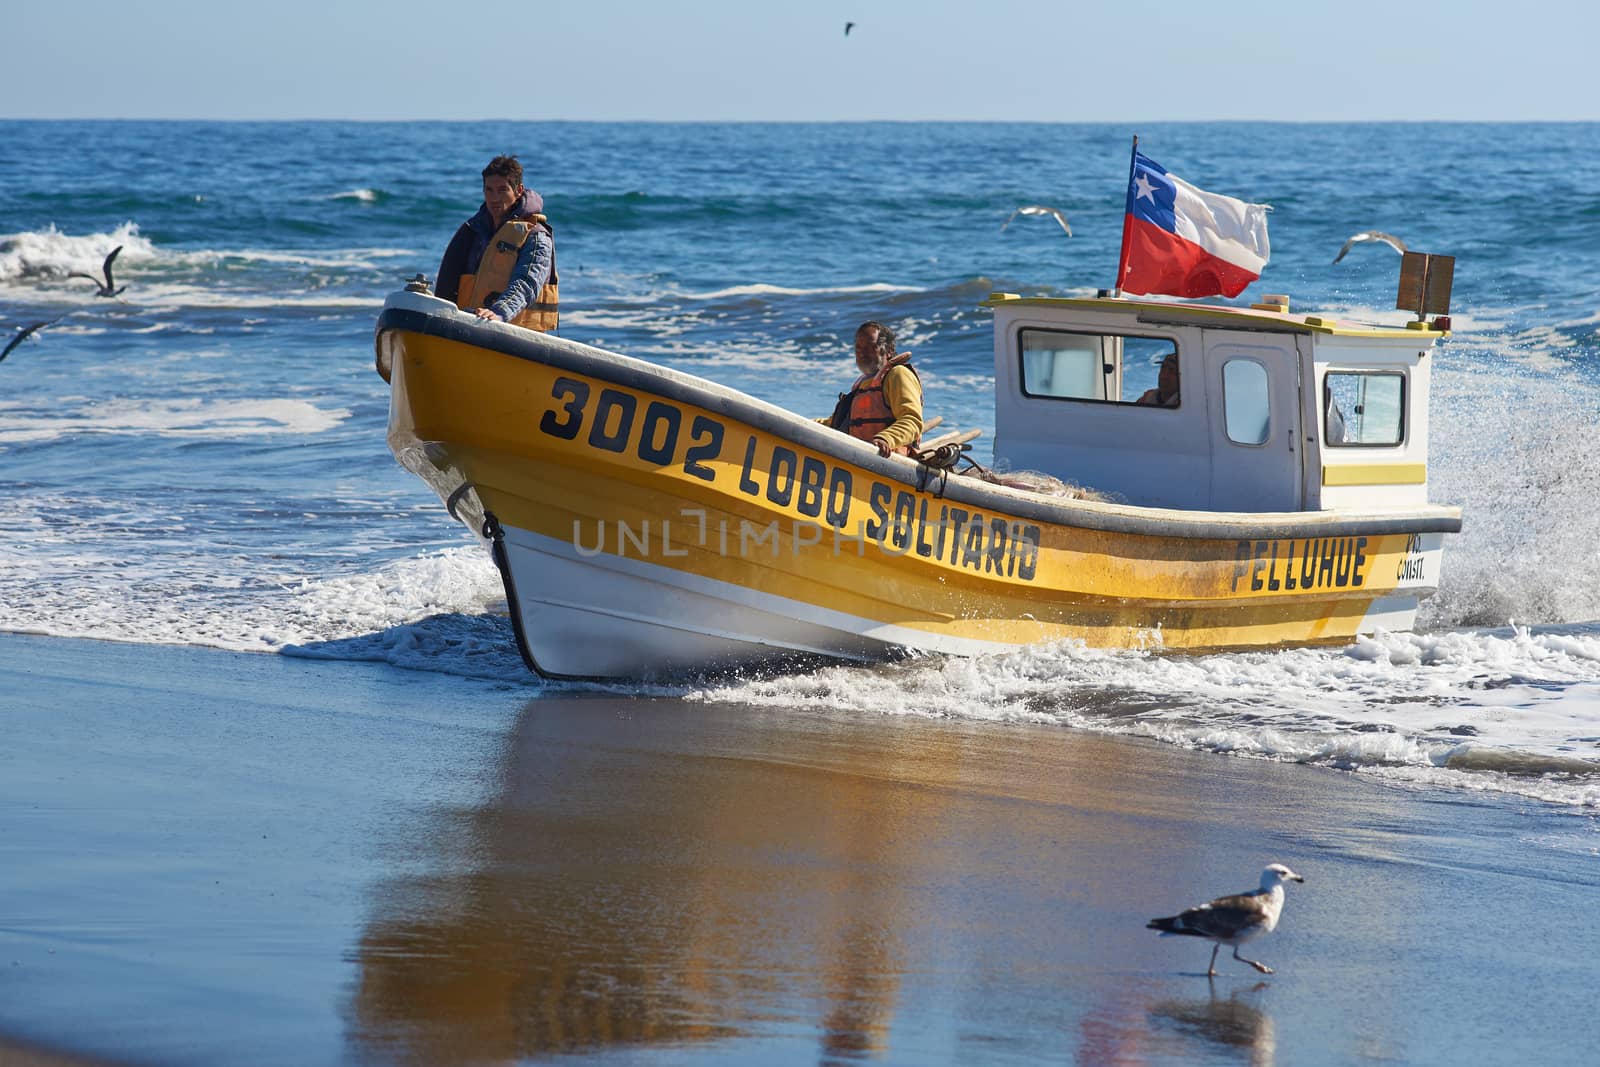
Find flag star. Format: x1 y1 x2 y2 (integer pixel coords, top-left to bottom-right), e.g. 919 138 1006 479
1134 173 1157 202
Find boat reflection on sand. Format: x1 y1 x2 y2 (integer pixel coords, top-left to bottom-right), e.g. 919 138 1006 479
346 696 922 1061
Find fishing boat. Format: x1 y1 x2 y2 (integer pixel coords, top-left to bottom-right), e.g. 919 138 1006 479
375 266 1461 680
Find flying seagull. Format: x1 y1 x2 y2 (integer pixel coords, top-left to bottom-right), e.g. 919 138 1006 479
1332 231 1406 264
844 21 855 36
1147 864 1305 976
1 316 66 363
67 245 127 297
1001 204 1072 237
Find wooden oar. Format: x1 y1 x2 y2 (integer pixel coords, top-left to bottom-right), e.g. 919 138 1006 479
920 427 982 452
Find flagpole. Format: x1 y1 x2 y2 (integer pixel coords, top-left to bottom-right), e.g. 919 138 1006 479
1112 134 1139 298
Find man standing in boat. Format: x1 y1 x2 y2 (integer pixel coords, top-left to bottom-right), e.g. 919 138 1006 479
821 321 923 457
435 155 558 331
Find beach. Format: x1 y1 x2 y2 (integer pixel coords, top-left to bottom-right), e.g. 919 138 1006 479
3 118 1599 1064
3 630 1597 1066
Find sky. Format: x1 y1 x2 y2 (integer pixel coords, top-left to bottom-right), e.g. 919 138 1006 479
5 0 1596 122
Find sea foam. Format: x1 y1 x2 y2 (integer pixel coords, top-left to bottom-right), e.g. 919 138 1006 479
0 397 349 443
681 626 1600 809
0 221 153 283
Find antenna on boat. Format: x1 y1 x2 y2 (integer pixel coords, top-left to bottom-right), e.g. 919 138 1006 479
1396 251 1454 330
1111 134 1139 299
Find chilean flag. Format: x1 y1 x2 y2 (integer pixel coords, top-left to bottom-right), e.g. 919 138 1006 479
1118 150 1270 299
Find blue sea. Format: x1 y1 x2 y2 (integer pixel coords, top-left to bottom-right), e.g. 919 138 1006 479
3 120 1600 808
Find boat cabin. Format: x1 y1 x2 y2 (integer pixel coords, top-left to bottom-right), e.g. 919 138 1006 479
985 293 1448 514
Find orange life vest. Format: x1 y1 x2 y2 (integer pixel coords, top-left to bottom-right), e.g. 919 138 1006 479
835 353 920 453
455 215 560 332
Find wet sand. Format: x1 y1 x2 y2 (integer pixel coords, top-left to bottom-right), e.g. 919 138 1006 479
3 630 1598 1066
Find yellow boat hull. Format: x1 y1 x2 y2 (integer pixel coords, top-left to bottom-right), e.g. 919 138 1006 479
378 294 1459 679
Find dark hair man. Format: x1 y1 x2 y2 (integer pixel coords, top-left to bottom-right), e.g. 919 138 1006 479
435 155 558 331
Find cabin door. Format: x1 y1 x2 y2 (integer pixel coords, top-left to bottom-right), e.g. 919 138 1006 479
1204 336 1304 511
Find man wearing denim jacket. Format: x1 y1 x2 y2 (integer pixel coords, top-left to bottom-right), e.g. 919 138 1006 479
436 155 557 329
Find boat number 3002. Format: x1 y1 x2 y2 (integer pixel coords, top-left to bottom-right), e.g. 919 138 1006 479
538 376 1045 580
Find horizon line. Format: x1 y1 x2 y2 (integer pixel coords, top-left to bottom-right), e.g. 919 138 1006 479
4 116 1598 125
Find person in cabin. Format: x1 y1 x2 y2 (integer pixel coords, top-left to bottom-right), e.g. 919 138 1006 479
434 155 558 331
1137 351 1181 407
1325 386 1347 444
819 321 923 457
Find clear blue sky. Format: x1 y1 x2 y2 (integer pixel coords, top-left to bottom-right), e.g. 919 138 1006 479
7 0 1595 121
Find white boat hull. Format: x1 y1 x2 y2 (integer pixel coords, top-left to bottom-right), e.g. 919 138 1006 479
496 524 1013 678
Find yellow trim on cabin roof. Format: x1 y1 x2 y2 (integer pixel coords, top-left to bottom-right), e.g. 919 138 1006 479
1322 463 1428 487
982 293 1445 340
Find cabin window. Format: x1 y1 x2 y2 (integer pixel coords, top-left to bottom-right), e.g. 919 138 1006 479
1324 371 1405 447
1019 330 1102 399
1222 359 1270 445
1017 328 1178 405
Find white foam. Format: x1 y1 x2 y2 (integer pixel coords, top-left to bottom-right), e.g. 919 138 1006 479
1424 362 1600 629
0 222 154 283
0 223 419 310
0 539 523 677
126 321 207 334
561 307 693 332
640 335 823 373
1496 325 1583 370
0 397 349 442
683 626 1600 809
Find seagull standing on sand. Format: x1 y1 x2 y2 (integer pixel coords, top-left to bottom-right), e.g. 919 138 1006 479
1332 231 1406 264
67 245 127 297
1001 204 1072 236
1147 864 1305 976
1 316 66 363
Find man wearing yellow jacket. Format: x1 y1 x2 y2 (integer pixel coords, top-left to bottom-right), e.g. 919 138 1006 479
821 321 923 457
435 155 558 331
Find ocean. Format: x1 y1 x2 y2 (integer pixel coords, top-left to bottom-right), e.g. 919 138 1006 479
3 119 1599 810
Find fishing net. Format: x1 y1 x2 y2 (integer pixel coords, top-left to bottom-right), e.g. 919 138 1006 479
910 434 1110 502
